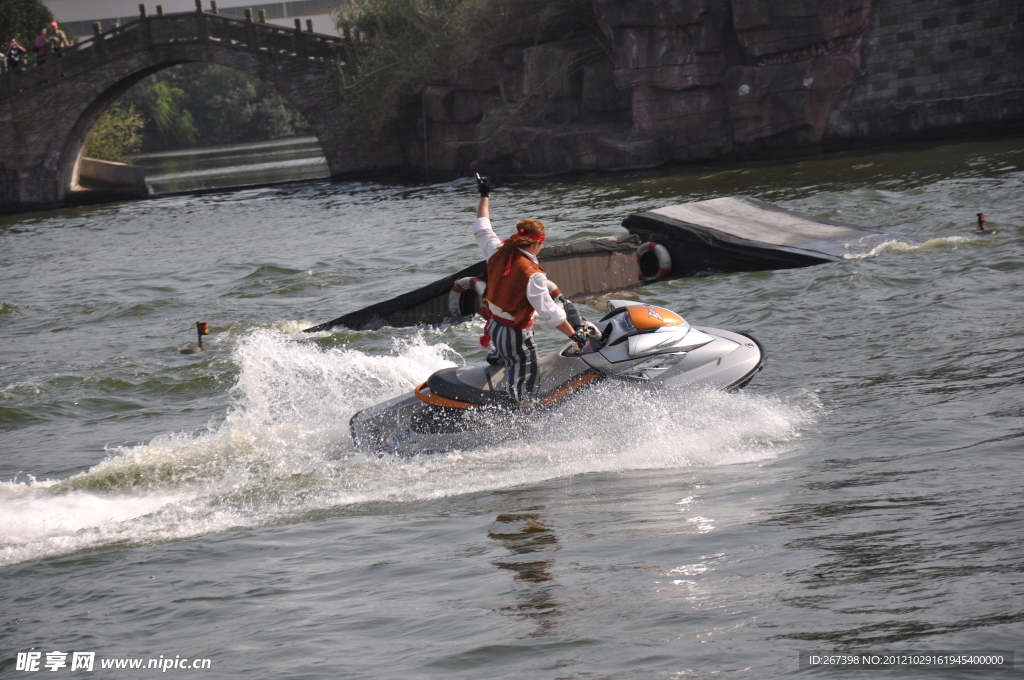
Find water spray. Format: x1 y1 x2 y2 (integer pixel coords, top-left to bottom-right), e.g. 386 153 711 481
180 321 210 355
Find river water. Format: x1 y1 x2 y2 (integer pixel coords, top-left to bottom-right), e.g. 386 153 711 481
1 136 1022 678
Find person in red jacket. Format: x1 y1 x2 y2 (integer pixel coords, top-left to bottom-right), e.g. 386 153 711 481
471 175 583 404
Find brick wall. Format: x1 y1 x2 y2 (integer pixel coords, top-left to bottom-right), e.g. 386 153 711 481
828 0 1024 141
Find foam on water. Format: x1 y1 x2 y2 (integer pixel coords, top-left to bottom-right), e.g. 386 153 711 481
843 235 977 259
1 380 43 398
0 481 193 545
0 330 813 565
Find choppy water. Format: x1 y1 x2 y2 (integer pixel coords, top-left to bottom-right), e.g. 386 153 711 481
1 136 1022 678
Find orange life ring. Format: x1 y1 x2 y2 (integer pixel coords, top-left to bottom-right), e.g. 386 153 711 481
450 277 563 318
448 277 487 317
636 241 672 280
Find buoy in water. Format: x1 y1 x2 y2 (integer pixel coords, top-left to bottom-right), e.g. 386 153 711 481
636 241 672 281
179 321 210 355
975 212 998 235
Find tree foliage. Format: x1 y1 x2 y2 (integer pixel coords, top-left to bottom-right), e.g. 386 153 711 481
84 103 145 163
0 0 54 48
334 0 470 136
125 80 199 149
331 0 605 140
120 63 310 152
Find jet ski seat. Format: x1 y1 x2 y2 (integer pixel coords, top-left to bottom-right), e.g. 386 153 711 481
427 366 511 406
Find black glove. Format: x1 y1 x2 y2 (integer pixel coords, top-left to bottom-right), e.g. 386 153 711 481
570 321 601 347
475 172 491 198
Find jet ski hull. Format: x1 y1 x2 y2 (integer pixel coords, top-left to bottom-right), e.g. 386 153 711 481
349 323 765 457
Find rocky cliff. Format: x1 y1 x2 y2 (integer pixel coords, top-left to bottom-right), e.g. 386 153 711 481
409 0 1023 176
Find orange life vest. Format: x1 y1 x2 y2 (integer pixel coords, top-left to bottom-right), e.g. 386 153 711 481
484 248 544 329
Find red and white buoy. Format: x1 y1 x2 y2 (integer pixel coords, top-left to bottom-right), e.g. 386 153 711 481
636 241 672 281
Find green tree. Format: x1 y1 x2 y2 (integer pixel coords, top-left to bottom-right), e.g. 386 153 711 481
330 0 603 142
120 63 309 151
84 102 145 163
0 0 53 48
334 0 468 138
179 65 260 144
123 79 200 149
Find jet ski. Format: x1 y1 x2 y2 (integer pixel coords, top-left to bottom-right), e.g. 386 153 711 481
350 298 765 456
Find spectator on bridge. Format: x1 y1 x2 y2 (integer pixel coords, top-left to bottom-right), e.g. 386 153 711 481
35 28 49 67
48 22 70 58
5 39 28 73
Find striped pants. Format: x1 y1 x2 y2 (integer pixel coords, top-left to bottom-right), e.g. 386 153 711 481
487 318 540 404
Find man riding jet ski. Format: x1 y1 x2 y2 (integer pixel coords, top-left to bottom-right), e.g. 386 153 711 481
349 177 765 455
469 173 586 404
350 297 765 455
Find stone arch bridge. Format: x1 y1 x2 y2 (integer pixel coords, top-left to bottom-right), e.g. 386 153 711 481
0 1 397 213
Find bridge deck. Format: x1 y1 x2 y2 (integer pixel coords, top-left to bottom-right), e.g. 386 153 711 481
1 6 347 101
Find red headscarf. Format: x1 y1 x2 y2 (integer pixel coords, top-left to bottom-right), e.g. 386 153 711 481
500 219 546 275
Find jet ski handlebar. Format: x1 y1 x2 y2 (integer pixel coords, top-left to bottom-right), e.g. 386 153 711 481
557 295 601 348
562 298 585 330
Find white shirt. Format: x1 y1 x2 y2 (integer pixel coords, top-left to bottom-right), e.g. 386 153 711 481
473 217 567 328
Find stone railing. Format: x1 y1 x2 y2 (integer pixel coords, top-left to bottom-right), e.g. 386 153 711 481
0 0 347 100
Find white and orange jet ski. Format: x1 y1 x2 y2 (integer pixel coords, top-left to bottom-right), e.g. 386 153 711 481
350 298 765 455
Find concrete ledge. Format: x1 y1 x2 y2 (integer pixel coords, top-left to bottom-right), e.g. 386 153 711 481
77 157 148 193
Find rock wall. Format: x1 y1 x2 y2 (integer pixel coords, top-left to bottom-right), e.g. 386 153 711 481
413 0 1024 176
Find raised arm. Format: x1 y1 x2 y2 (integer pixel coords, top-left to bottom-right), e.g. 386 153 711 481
475 173 490 219
472 174 499 259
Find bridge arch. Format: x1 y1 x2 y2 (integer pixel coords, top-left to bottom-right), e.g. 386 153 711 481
59 46 335 197
61 60 189 195
0 10 400 212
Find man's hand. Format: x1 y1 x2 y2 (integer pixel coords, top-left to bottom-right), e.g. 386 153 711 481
475 173 491 198
570 322 601 347
569 329 589 346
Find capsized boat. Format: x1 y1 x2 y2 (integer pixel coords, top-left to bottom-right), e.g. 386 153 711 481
624 195 919 276
350 299 765 456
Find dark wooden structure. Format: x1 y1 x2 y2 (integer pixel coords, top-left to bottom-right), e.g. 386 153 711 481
307 195 919 332
305 235 641 331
